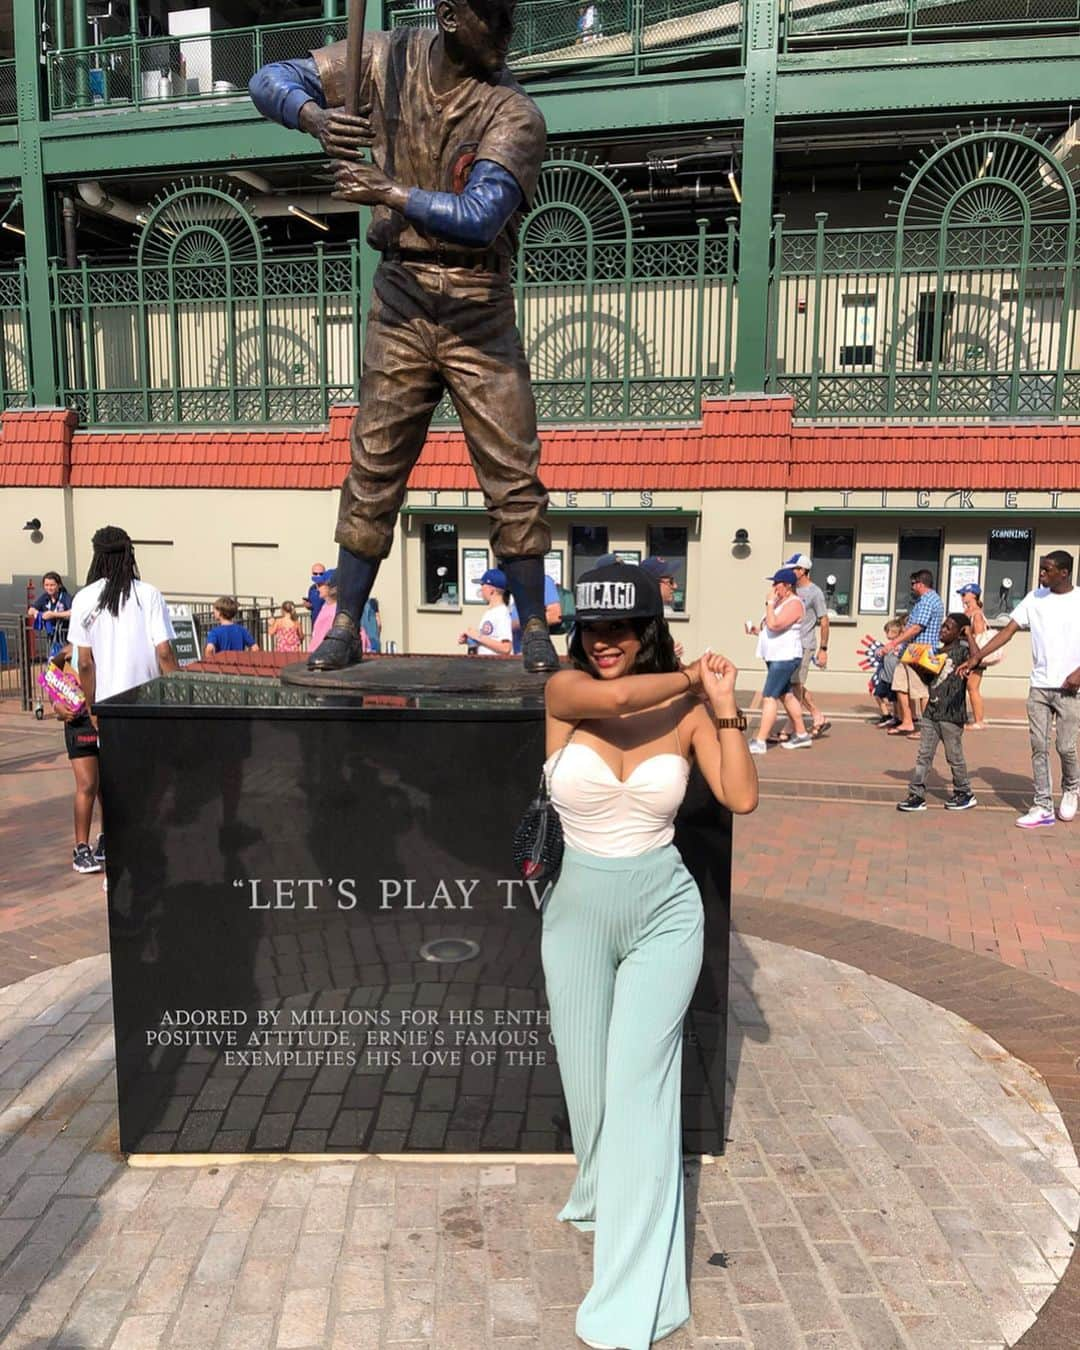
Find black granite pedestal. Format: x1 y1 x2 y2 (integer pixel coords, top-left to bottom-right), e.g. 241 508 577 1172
97 661 730 1155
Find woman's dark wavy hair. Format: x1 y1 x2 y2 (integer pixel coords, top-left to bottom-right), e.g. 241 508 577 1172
568 616 680 677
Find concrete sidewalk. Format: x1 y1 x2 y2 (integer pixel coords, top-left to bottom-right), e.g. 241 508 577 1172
1 939 1077 1349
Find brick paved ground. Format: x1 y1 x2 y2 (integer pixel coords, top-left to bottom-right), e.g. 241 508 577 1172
1 939 1077 1349
5 692 1080 1346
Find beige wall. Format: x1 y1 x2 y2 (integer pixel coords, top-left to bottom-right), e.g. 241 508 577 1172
0 488 73 610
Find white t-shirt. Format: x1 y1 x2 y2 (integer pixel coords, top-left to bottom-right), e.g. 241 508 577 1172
475 602 512 657
1009 585 1080 689
69 578 176 701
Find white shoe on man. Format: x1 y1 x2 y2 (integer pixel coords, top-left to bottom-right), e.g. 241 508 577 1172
1060 789 1079 822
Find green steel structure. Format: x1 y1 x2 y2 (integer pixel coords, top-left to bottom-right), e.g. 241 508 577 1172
3 0 1080 425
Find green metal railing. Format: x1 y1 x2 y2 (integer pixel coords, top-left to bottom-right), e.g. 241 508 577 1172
388 0 745 76
53 227 737 428
0 60 15 123
0 265 30 411
767 213 1080 419
781 0 1080 50
53 245 361 426
47 17 347 115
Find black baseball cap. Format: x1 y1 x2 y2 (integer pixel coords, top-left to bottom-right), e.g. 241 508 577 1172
574 564 663 622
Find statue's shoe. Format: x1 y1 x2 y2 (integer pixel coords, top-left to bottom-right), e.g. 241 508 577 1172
307 614 362 671
521 617 559 673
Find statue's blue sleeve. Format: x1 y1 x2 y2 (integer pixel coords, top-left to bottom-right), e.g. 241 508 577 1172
249 57 326 131
403 161 523 249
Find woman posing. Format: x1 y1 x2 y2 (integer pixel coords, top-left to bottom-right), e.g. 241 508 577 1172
541 563 758 1350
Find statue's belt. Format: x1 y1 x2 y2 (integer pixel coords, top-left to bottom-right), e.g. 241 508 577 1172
381 246 509 275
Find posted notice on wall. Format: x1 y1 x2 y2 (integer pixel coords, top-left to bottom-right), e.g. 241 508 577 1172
859 555 893 614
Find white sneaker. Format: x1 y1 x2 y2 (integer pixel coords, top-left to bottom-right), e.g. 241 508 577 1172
581 1340 618 1350
780 733 813 750
1060 790 1079 822
748 739 767 755
1016 807 1056 829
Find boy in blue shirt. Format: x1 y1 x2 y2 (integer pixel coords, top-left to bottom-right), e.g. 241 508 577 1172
205 596 259 657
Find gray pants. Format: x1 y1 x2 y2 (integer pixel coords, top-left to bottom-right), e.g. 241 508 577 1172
1027 688 1080 811
910 719 970 797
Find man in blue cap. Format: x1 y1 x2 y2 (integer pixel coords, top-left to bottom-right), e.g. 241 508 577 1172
458 568 513 656
641 556 677 612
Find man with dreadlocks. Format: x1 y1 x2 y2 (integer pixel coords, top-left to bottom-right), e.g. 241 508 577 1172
69 527 179 717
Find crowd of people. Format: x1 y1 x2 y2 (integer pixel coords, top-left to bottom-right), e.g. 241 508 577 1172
738 548 1080 828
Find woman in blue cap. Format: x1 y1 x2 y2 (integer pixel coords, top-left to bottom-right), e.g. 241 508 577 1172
541 562 758 1350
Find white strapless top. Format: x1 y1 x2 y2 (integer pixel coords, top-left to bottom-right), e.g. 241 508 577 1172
545 741 690 857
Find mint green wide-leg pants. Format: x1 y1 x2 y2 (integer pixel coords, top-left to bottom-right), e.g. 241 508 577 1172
541 844 704 1350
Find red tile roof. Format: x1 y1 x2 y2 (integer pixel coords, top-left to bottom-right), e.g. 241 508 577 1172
790 424 1080 490
0 409 76 487
4 401 1080 491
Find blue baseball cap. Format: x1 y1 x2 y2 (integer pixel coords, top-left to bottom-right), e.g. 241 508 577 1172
641 556 676 580
766 568 799 586
478 568 508 590
958 583 982 597
317 569 336 587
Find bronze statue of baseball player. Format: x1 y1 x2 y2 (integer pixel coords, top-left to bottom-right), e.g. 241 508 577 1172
250 0 558 672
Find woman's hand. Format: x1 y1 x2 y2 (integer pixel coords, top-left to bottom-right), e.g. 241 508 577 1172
681 658 703 692
701 649 738 705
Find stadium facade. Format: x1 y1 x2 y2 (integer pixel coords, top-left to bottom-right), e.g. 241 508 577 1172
3 0 1080 689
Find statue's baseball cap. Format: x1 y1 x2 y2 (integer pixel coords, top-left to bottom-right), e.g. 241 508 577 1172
574 563 663 623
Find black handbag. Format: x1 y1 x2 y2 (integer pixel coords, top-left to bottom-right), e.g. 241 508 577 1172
511 729 575 885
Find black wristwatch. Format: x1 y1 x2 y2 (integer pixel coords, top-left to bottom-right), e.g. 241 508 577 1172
715 713 748 731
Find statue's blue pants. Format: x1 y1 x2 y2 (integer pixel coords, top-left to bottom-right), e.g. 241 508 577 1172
541 844 703 1350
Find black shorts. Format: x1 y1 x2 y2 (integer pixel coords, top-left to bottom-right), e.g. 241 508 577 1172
65 716 99 760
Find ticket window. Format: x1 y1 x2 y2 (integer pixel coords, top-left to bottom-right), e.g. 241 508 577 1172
423 523 459 605
810 527 854 616
895 529 943 613
646 526 688 614
571 526 609 585
985 527 1033 621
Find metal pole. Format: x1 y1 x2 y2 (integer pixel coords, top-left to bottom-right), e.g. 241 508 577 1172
62 197 87 396
734 0 779 391
72 0 90 107
323 0 338 18
53 0 66 50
